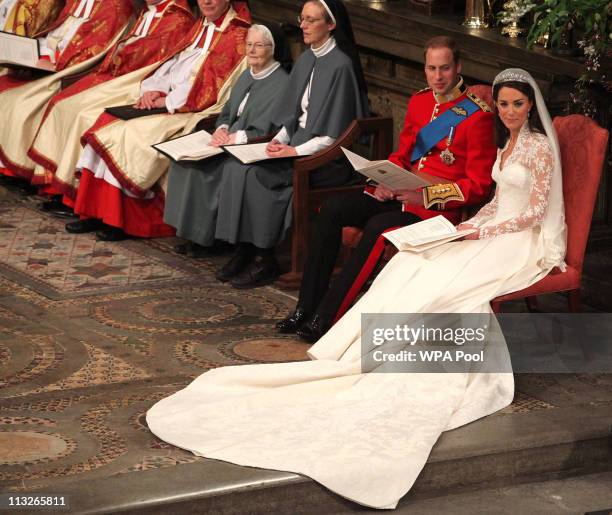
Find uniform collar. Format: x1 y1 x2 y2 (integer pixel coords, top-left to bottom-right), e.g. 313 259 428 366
433 76 466 104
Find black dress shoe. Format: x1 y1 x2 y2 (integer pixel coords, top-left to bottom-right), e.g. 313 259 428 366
276 307 311 334
190 240 233 258
205 240 233 255
216 251 254 282
175 240 233 258
40 199 75 218
230 255 280 289
65 218 103 233
40 196 61 210
296 315 329 343
173 241 195 255
95 226 130 241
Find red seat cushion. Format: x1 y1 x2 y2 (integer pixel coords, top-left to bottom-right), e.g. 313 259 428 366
492 265 580 302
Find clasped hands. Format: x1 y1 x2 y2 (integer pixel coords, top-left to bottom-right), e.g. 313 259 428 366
265 139 297 158
209 127 237 147
134 91 167 110
373 184 422 205
208 134 297 153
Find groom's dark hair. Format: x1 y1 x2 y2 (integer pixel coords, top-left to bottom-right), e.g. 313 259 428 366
423 36 460 64
492 81 544 148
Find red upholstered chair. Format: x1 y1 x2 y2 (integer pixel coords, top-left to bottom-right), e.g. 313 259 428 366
491 114 609 313
467 84 493 111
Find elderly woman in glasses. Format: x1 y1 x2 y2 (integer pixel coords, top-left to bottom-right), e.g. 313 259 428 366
164 22 292 257
214 0 368 288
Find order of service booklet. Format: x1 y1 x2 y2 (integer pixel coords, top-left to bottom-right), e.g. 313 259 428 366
0 31 55 72
152 130 224 161
152 137 296 164
341 147 440 191
223 142 298 164
383 215 476 253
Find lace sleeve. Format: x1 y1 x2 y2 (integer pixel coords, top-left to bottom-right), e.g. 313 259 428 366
466 189 498 227
479 136 553 239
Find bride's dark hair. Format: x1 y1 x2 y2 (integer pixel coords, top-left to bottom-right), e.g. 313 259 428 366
492 81 544 148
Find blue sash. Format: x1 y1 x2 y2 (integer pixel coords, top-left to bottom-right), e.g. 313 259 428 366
410 97 480 163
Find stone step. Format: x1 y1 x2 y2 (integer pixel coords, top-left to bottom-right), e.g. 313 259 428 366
342 470 612 515
30 401 612 514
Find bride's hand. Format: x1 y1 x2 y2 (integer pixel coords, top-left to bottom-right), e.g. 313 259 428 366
456 223 475 232
462 228 480 240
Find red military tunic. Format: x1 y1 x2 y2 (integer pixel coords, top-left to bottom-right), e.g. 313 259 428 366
366 79 496 224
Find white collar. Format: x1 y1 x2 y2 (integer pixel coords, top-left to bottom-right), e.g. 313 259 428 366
250 61 280 80
74 0 95 19
311 36 336 58
134 4 159 36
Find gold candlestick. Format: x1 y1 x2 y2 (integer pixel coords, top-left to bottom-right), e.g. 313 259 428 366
464 0 492 28
501 20 523 37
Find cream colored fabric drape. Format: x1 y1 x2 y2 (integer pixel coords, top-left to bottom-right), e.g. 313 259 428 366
30 62 159 187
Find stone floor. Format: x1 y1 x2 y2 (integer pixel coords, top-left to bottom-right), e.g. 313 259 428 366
0 183 611 514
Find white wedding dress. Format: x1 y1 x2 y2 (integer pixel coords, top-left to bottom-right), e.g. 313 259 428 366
147 124 556 509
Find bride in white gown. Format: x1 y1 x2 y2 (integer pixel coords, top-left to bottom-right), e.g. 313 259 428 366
146 69 567 509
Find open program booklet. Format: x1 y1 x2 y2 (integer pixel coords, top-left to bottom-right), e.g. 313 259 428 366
341 147 440 191
0 31 54 72
152 136 294 164
152 130 224 161
223 142 297 164
383 215 476 252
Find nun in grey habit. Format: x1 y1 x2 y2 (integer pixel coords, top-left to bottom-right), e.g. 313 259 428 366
164 22 292 257
215 0 368 289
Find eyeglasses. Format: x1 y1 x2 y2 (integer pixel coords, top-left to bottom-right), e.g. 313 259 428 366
297 15 324 25
246 42 272 50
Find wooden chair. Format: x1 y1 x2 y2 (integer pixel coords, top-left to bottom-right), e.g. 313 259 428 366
491 114 609 313
277 115 393 287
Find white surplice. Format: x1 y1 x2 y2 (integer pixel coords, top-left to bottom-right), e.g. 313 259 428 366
147 125 555 509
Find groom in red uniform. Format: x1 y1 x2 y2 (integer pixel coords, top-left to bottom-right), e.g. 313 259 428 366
277 35 498 342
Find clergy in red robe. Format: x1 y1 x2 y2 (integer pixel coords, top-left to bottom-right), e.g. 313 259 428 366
1 0 63 36
65 0 250 240
27 0 196 200
0 0 133 178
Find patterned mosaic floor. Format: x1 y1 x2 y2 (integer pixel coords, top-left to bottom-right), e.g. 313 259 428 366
0 186 609 499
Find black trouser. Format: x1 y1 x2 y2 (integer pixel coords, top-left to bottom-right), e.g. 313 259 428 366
297 193 421 324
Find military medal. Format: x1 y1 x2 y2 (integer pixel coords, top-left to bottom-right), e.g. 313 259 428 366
440 126 456 165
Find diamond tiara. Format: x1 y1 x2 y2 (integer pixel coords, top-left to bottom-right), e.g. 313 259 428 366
493 68 531 86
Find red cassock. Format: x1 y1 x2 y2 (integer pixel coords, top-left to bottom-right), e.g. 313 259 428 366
27 0 196 195
367 83 497 224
